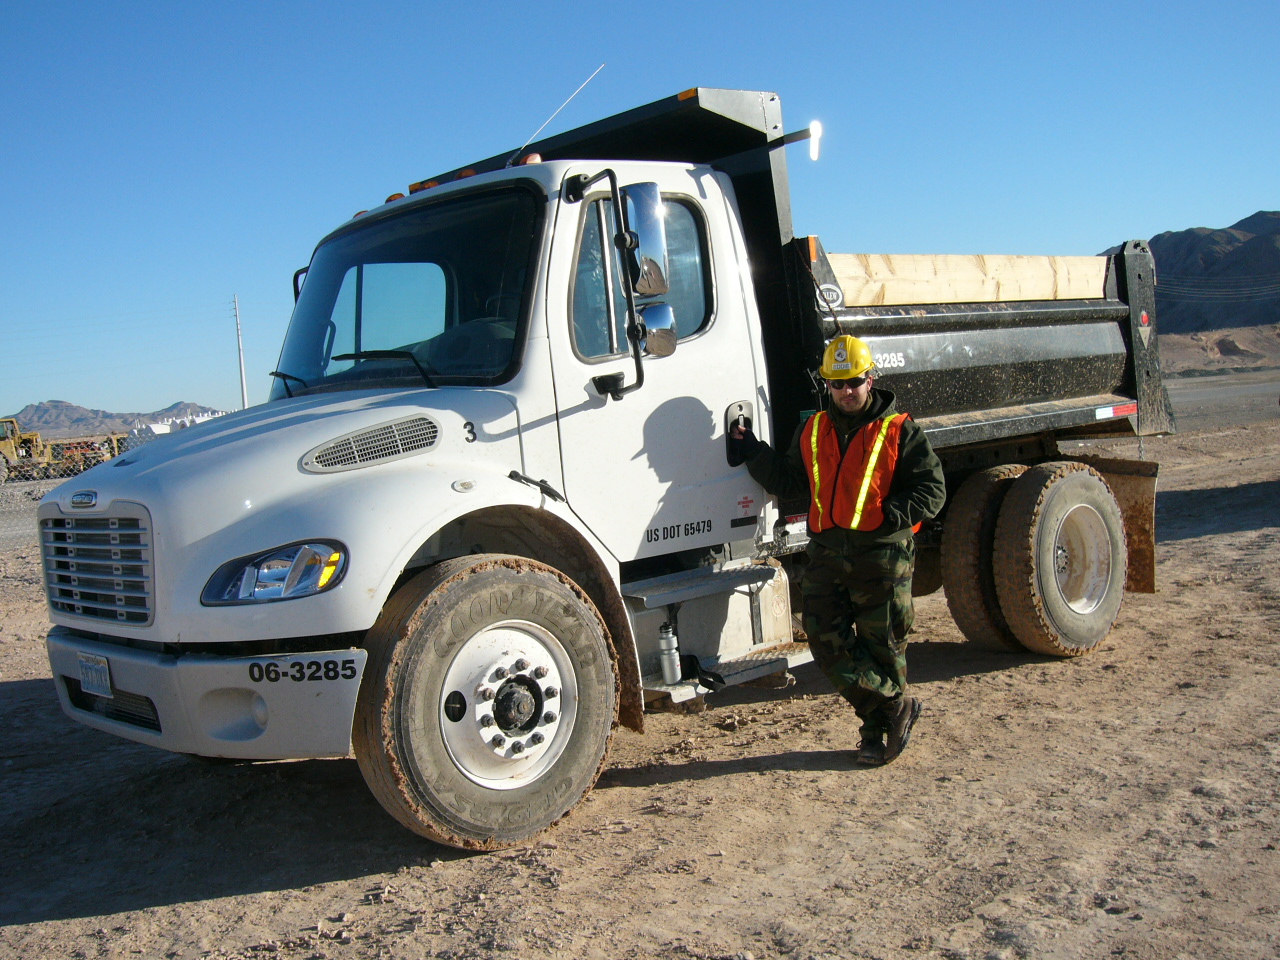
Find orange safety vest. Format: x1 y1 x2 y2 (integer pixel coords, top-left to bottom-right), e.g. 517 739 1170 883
801 410 910 533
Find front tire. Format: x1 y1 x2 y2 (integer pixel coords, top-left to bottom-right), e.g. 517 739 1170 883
993 463 1127 657
354 555 617 850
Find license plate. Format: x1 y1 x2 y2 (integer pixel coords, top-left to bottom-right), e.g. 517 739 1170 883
77 652 113 699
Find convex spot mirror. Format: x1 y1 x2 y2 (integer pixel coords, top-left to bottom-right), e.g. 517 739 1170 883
620 182 670 298
639 302 677 358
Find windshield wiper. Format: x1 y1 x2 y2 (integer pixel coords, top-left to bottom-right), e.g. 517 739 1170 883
269 370 309 398
331 350 436 388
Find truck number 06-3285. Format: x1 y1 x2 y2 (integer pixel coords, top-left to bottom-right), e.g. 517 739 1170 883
248 659 358 683
874 351 906 369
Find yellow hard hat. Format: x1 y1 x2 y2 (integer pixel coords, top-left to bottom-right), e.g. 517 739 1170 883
819 335 874 379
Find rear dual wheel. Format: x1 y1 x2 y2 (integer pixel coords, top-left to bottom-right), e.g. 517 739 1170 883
944 461 1127 657
354 555 616 850
941 465 1028 650
993 463 1127 657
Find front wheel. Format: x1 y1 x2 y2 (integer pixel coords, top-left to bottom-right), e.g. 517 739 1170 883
354 555 617 850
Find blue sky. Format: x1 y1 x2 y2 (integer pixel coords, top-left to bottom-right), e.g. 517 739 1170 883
2 0 1275 416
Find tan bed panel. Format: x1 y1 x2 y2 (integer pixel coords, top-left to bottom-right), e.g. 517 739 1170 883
828 253 1109 307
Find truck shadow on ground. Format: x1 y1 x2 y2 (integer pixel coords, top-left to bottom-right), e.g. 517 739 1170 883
0 680 461 926
1155 478 1280 542
598 747 881 791
705 643 1052 716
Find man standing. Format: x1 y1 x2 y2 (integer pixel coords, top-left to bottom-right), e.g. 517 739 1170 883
733 335 945 765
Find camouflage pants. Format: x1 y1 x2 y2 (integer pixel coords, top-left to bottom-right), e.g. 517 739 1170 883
802 537 916 739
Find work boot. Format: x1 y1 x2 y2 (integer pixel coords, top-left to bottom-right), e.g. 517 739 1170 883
883 696 923 763
854 734 885 766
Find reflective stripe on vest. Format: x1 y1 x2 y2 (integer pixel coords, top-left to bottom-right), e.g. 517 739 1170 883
802 410 910 532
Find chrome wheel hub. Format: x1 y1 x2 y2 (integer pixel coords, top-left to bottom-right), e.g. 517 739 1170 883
438 619 576 789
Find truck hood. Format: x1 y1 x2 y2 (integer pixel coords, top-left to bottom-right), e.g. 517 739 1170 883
46 388 522 552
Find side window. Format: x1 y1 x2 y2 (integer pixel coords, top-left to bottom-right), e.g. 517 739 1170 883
663 201 712 339
570 196 711 360
571 201 627 359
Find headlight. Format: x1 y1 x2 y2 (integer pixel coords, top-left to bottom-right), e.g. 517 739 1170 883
202 541 348 606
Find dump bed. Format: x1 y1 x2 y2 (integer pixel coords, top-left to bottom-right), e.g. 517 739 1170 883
433 86 1173 451
800 238 1175 450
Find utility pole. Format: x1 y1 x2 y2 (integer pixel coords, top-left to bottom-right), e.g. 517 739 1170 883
233 295 249 410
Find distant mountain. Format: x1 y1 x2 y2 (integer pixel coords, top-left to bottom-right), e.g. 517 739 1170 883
1106 211 1280 335
4 400 227 439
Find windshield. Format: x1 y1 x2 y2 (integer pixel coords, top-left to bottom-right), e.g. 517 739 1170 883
270 184 543 399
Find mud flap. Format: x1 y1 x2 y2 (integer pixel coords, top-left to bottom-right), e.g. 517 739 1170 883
1076 455 1159 593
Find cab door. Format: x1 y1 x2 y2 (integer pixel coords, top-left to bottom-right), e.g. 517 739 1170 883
546 165 766 563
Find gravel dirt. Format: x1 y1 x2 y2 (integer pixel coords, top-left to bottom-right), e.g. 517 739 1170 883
2 414 1279 960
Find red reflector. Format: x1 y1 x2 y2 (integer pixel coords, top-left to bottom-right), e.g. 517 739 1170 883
1114 402 1138 416
1140 310 1150 326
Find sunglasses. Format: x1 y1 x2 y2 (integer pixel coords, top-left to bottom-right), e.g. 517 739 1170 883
826 376 868 391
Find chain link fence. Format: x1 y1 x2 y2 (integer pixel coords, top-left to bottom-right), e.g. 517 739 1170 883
0 479 59 551
0 433 152 550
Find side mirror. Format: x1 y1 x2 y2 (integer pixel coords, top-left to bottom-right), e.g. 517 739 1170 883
638 302 677 358
620 182 669 298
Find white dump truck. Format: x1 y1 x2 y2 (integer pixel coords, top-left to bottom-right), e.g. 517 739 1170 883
42 88 1173 849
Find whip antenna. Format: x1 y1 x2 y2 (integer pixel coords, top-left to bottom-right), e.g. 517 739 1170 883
505 63 605 167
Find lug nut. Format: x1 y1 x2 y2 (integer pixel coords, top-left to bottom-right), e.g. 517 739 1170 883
533 665 549 679
544 686 558 699
480 715 494 728
511 740 525 755
493 666 508 680
529 732 544 745
478 687 495 701
543 711 557 724
491 734 506 748
513 658 530 671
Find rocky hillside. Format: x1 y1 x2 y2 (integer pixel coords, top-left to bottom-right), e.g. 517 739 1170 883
4 400 226 439
1108 210 1280 336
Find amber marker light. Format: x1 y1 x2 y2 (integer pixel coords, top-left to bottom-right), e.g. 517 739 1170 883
351 210 368 219
408 179 439 194
455 168 477 180
677 88 698 101
317 552 342 589
385 192 406 203
518 153 542 165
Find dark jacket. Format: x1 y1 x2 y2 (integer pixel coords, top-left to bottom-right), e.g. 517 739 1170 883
745 388 946 549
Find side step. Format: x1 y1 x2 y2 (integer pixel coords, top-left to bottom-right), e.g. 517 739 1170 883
644 642 814 704
621 563 778 608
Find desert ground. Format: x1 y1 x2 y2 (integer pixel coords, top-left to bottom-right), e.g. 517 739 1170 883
2 375 1278 960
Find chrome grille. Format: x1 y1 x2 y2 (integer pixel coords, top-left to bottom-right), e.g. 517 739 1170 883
42 504 154 626
304 416 441 473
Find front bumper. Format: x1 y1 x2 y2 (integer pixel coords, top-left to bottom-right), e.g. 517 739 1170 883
46 626 367 759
